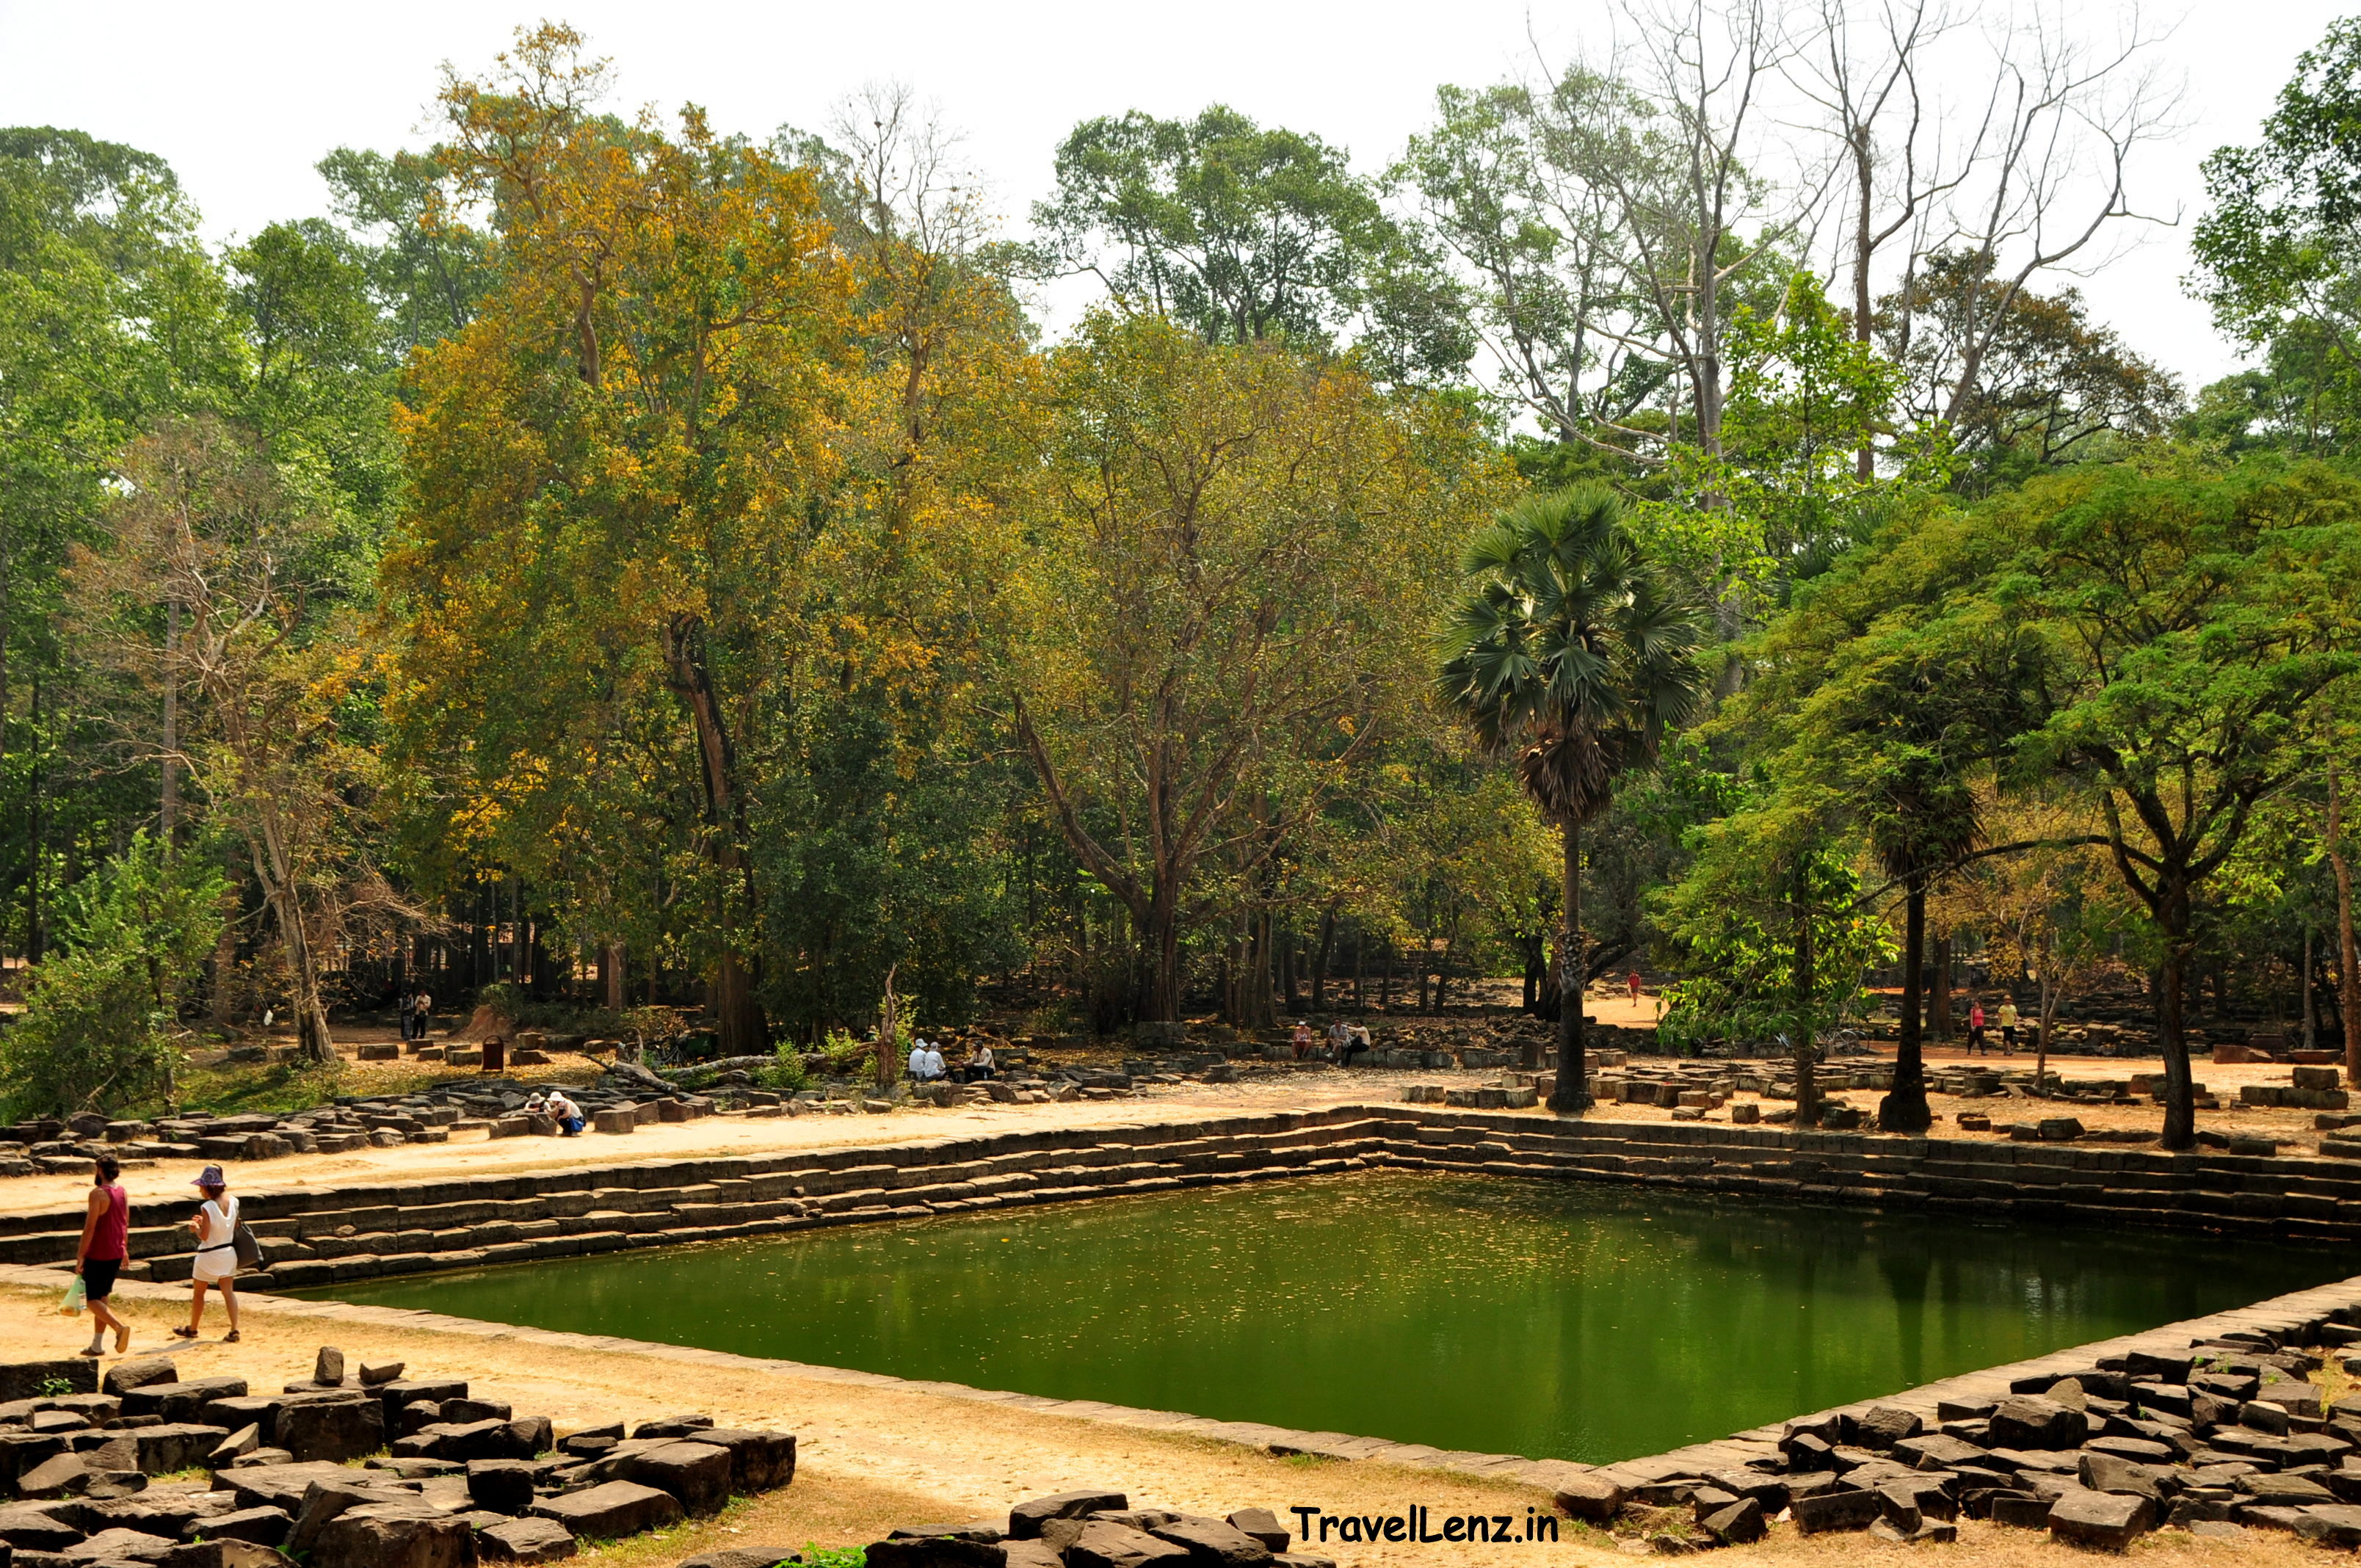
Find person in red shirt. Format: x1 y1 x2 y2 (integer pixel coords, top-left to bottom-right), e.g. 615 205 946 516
75 1155 131 1357
1968 1001 1988 1055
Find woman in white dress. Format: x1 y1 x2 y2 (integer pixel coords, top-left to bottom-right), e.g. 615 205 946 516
174 1164 242 1342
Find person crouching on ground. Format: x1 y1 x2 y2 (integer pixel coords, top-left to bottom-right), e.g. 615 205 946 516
544 1089 585 1136
75 1155 131 1357
176 1164 240 1343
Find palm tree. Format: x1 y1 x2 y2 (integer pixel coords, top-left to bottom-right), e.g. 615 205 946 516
1437 484 1702 1111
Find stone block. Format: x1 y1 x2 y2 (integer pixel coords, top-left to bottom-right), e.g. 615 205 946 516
2048 1489 2156 1550
1848 1406 1922 1451
866 1542 1007 1568
103 1362 178 1398
464 1461 536 1515
1062 1522 1189 1568
590 1440 730 1515
123 1380 247 1423
678 1429 795 1493
1988 1396 2086 1450
473 1518 575 1564
1700 1499 1764 1545
675 1552 799 1568
156 1543 295 1568
2296 1064 2344 1091
1791 1489 1882 1533
1225 1511 1288 1552
1144 1515 1265 1567
278 1401 382 1464
2078 1453 2172 1500
311 1503 474 1568
590 1111 635 1136
60 1525 178 1561
528 1481 682 1540
1009 1492 1127 1541
2299 1506 2361 1548
0 1362 97 1403
1549 1474 1625 1523
98 1423 229 1476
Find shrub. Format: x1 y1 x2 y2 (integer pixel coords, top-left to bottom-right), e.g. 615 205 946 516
760 1042 809 1092
1 834 224 1117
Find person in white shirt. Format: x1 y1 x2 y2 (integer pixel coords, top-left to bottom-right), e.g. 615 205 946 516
923 1042 947 1080
962 1041 995 1082
543 1090 584 1136
908 1039 932 1080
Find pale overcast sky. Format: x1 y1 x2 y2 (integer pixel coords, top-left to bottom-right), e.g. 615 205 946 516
1 1 2347 393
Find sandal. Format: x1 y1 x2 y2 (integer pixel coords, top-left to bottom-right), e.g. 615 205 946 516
74 1347 101 1358
115 1326 131 1354
223 1331 241 1343
171 1326 198 1339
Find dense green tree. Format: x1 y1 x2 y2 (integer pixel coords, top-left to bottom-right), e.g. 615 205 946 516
2193 21 2361 449
1032 106 1399 350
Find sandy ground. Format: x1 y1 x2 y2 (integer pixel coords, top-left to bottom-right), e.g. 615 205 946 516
4 1032 2355 1221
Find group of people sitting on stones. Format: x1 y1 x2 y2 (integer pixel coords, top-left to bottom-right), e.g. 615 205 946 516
1291 1019 1372 1066
906 1038 996 1083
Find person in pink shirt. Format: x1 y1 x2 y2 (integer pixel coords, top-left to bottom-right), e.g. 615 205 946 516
1968 1000 1988 1055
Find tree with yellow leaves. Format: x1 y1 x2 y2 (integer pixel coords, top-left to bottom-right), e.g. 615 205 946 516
1007 312 1511 1023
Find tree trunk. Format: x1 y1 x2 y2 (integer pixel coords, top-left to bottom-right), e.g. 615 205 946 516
1380 939 1393 1013
2158 882 2197 1152
1792 857 1819 1130
250 829 333 1064
662 613 767 1053
2330 762 2361 1082
160 599 181 848
21 672 40 964
1310 906 1336 1009
1879 884 1932 1132
1929 934 1953 1039
2304 926 2317 1051
604 940 625 1012
1140 883 1182 1023
1549 819 1589 1113
1353 928 1365 1013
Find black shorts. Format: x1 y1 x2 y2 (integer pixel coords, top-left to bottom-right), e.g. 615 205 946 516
82 1257 121 1300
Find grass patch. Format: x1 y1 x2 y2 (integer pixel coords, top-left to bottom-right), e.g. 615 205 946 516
158 1060 347 1118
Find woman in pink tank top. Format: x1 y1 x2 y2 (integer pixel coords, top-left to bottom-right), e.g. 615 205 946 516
76 1155 131 1357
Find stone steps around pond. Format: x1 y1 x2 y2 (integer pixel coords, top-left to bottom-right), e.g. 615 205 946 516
0 1112 1396 1282
11 1104 2361 1288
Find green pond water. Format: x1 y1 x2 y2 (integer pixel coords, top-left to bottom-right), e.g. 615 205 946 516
299 1172 2338 1464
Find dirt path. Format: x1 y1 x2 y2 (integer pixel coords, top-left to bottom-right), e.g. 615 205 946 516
4 1040 2353 1222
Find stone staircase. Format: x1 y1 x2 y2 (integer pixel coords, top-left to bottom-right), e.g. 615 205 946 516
0 1111 1390 1291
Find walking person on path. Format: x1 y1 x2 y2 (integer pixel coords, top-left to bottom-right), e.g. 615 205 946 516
397 987 414 1042
1968 1000 1988 1056
175 1165 241 1342
1998 997 2020 1055
74 1155 131 1358
414 987 432 1039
